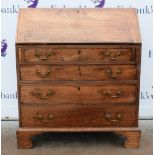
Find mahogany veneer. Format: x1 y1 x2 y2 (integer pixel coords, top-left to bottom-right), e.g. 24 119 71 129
16 8 141 148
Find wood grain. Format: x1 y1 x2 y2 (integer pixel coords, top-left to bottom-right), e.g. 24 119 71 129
16 8 141 44
115 130 141 148
20 65 137 81
20 84 137 105
16 8 141 149
16 127 141 149
20 106 137 127
16 130 42 149
23 48 133 63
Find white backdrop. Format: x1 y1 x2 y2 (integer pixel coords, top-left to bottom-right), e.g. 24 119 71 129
1 0 153 119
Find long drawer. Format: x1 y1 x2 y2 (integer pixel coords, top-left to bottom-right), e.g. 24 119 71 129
21 48 134 63
19 65 137 81
20 84 137 105
20 106 137 127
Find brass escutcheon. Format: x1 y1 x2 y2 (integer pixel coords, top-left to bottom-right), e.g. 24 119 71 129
36 68 51 78
104 68 123 78
104 50 121 60
105 113 122 122
34 113 54 123
104 90 123 98
35 51 52 60
31 88 55 99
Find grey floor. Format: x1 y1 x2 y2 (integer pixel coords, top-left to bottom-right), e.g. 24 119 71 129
1 120 153 155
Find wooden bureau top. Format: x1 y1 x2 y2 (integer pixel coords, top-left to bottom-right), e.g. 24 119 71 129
16 8 141 44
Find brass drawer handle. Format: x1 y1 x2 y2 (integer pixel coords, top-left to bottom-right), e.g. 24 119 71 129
105 113 122 122
31 89 55 99
104 51 121 60
35 51 52 60
104 90 123 98
36 69 51 78
34 113 54 123
104 68 122 78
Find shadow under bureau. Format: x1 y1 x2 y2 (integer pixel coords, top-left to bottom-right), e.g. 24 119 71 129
16 8 141 149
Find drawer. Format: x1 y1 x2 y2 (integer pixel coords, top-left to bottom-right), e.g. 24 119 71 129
21 48 134 63
20 84 137 105
20 106 137 127
20 65 137 81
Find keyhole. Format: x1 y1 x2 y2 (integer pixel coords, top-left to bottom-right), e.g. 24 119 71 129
78 50 81 61
78 66 81 71
77 86 81 91
78 66 81 76
78 50 81 55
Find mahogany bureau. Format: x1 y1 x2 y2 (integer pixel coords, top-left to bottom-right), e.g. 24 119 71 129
16 8 141 148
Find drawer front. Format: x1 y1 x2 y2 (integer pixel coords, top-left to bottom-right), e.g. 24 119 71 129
22 48 133 63
20 85 137 105
20 65 137 81
21 106 137 127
